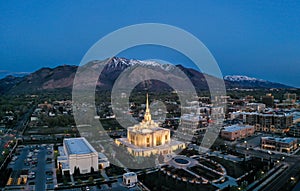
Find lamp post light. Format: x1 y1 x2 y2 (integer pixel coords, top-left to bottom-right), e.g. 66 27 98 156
243 140 249 160
244 140 248 149
290 177 295 181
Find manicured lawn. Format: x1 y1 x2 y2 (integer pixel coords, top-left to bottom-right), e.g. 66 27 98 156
174 169 197 179
198 158 222 172
139 171 217 191
189 165 221 181
207 156 246 178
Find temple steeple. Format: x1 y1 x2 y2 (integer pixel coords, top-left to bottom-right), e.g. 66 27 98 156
143 93 152 122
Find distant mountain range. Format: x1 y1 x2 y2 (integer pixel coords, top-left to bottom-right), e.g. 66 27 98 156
0 57 293 95
223 75 292 89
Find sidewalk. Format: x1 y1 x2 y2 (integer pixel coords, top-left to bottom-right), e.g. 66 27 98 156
212 175 237 190
101 169 109 180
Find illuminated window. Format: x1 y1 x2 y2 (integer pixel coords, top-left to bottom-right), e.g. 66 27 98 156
156 136 162 146
146 137 150 147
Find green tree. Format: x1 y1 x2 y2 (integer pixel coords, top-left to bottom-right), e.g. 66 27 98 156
88 176 94 184
77 179 83 184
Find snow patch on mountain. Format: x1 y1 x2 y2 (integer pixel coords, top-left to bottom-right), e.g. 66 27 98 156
108 57 175 71
224 75 267 82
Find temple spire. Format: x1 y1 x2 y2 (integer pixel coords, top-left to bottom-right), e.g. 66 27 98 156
146 93 149 111
143 93 152 122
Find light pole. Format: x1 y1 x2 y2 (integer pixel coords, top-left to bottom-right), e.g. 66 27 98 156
244 141 249 160
244 140 248 149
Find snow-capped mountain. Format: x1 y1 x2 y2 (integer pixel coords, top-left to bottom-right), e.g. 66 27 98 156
0 57 294 95
224 75 291 89
224 75 267 82
107 57 175 71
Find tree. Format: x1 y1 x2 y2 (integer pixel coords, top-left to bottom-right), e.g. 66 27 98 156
63 178 68 185
77 179 83 184
88 176 94 184
158 153 164 164
73 166 80 176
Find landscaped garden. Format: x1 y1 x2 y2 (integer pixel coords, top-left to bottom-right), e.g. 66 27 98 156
139 171 217 191
207 156 247 178
198 158 223 173
189 165 222 181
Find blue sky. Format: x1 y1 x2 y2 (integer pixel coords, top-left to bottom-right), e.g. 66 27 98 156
0 0 299 87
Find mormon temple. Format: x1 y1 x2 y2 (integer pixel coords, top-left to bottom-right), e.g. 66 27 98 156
115 94 185 157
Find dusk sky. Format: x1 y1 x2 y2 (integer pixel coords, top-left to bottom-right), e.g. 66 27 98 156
0 1 299 87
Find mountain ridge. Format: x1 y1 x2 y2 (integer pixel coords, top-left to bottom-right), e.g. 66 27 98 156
0 57 294 95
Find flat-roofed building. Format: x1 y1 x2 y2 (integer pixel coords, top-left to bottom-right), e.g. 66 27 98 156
239 112 293 133
245 103 266 112
57 137 99 175
261 137 298 153
283 93 297 104
243 112 258 125
175 113 206 141
262 93 274 107
288 123 300 137
292 112 300 124
220 125 255 141
123 172 138 187
257 113 293 133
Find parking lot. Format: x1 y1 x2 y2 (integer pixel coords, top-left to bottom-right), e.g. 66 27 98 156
5 144 142 191
6 144 57 191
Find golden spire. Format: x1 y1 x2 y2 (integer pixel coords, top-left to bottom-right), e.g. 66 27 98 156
143 93 152 122
146 93 149 111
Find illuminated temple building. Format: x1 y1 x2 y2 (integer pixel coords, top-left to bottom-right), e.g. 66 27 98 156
115 94 185 157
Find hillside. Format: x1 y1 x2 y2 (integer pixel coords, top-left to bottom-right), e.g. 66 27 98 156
0 58 293 95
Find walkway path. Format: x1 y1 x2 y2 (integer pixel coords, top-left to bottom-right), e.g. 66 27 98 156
101 169 109 180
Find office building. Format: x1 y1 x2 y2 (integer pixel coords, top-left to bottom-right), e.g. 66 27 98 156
262 94 274 107
220 125 255 141
261 137 298 153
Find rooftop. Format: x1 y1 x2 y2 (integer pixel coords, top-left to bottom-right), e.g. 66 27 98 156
237 111 292 117
129 125 169 134
262 137 297 144
181 114 202 121
64 137 97 155
247 103 265 106
222 124 253 132
98 152 108 159
123 172 137 178
117 138 183 151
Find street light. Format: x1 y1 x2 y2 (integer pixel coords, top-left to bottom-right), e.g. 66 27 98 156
244 140 248 149
290 177 295 181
